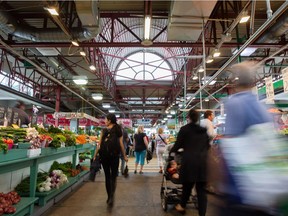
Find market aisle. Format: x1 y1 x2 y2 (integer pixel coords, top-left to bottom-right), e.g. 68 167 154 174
41 159 221 216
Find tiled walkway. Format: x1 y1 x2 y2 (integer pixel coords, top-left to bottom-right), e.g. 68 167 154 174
42 157 220 216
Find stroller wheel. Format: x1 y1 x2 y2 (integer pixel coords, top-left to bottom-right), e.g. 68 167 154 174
161 191 168 211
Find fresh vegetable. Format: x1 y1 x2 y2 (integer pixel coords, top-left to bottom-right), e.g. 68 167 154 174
0 139 8 153
0 191 21 214
47 126 63 134
76 135 87 144
49 161 73 176
15 173 48 194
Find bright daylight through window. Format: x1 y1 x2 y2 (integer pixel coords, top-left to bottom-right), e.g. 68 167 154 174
115 52 173 81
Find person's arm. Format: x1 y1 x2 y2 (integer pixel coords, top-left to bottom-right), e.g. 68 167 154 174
93 130 103 160
170 128 184 153
119 135 128 162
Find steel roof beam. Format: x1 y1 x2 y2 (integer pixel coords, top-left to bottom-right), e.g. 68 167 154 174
2 42 283 48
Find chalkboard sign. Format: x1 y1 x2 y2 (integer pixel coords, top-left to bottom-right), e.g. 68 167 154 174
0 107 6 125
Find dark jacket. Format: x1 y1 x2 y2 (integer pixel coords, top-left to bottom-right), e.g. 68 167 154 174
170 123 210 183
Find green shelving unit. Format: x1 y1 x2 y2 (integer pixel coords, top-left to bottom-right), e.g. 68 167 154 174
4 197 38 216
0 144 93 215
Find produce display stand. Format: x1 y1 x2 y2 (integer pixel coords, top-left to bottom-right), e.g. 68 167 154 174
0 154 37 215
4 197 38 216
0 144 93 215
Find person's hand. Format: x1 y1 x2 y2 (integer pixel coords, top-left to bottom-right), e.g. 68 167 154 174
124 155 128 162
93 156 96 161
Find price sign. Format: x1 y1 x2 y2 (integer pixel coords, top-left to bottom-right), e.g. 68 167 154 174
282 67 288 93
265 76 274 104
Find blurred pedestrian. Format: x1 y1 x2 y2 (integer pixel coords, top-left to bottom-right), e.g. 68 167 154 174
170 109 210 215
155 127 169 173
13 101 30 127
93 114 128 206
133 125 148 174
219 61 272 216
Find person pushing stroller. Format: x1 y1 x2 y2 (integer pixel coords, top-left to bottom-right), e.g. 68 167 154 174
170 109 210 215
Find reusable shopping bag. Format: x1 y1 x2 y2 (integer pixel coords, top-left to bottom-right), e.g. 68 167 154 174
220 123 288 209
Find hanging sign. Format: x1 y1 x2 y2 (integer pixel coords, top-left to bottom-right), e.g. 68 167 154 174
265 76 274 104
282 67 288 93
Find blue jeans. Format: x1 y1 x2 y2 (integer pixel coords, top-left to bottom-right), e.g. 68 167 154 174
134 150 146 165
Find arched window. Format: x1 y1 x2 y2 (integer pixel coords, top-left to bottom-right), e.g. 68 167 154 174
116 52 173 81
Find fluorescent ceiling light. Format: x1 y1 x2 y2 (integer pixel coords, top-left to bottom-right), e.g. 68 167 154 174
202 77 216 85
73 76 88 85
80 51 86 56
170 110 176 115
206 56 214 63
204 98 209 102
167 114 172 118
115 114 120 118
213 49 221 57
198 66 204 73
232 47 257 56
144 16 151 40
89 65 96 71
46 7 59 16
192 75 198 80
102 103 111 108
71 40 79 46
161 120 166 123
240 11 250 23
109 109 115 113
92 93 103 101
164 117 168 120
165 110 169 114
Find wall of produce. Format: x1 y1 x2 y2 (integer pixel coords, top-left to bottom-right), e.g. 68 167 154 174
0 125 99 193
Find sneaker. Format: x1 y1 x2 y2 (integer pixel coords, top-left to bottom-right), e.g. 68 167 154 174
139 171 143 174
134 170 137 174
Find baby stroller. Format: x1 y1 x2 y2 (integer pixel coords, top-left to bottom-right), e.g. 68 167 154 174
160 144 198 211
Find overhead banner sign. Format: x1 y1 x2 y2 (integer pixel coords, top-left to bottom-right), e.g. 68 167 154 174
265 76 274 104
282 67 288 93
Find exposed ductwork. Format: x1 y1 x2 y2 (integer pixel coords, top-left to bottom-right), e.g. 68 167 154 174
256 10 288 43
0 1 100 42
167 0 217 41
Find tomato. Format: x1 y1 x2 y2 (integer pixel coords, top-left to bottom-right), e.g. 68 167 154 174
6 139 14 145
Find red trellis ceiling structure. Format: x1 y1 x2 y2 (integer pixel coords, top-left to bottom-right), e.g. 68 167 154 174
0 0 287 125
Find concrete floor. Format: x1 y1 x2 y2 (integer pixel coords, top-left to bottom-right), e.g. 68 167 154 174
42 157 221 216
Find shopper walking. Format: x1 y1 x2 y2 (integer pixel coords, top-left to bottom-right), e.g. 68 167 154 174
170 109 210 216
218 61 273 216
200 110 217 142
133 125 148 174
93 114 128 206
119 123 129 175
155 127 169 173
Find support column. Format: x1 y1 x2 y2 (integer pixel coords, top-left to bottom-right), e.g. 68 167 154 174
55 86 61 127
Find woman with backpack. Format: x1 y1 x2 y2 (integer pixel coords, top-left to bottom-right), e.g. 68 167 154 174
93 114 128 206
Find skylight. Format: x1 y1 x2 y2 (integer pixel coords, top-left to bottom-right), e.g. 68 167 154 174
116 52 173 81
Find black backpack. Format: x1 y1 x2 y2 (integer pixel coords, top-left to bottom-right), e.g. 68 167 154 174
99 128 120 158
